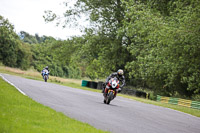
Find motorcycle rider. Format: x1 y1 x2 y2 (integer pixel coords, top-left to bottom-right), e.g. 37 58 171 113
103 69 125 98
41 66 50 78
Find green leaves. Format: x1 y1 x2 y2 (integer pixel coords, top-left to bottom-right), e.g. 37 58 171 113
0 16 32 70
122 0 200 99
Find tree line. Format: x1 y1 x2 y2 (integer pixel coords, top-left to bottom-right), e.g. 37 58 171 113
0 0 200 100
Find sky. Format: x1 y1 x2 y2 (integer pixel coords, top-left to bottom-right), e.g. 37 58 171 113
0 0 83 40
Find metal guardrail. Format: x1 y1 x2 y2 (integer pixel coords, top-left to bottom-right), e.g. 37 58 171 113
157 95 200 110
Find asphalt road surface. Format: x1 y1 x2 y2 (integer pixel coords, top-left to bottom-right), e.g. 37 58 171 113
1 74 200 133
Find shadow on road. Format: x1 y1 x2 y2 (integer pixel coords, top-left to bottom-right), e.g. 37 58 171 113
95 101 121 107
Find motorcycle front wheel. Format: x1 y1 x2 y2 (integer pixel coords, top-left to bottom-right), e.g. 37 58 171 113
44 75 47 82
106 91 114 104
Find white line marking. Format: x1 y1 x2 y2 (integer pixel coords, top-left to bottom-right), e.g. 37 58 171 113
0 74 27 96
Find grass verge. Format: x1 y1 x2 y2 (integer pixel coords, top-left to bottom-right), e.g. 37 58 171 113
0 77 109 133
119 94 200 117
0 66 199 117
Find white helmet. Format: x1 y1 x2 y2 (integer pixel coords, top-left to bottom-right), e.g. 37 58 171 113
117 69 124 76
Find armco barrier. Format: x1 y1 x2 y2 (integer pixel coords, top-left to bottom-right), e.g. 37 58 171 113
169 97 179 105
86 81 98 89
157 95 200 110
97 81 104 90
81 80 88 87
82 80 148 98
191 101 200 110
121 88 147 98
160 97 170 104
121 88 137 95
178 99 191 108
157 95 161 102
82 80 102 89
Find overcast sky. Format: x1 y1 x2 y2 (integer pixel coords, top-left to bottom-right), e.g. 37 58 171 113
0 0 83 39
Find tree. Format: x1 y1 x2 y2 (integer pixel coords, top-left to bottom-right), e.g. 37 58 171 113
44 0 132 79
19 31 38 44
122 0 200 99
0 16 32 69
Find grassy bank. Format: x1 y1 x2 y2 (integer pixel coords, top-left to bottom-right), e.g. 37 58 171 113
0 66 199 117
0 66 82 85
0 77 109 133
120 94 200 117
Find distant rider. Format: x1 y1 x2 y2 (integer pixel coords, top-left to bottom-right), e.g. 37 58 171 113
41 66 50 78
103 69 125 97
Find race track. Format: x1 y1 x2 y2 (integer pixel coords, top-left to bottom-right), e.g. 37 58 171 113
1 74 200 133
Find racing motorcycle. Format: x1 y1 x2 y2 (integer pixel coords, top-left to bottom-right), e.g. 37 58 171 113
103 77 120 104
42 69 49 82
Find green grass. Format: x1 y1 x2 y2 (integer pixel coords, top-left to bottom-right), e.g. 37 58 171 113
118 94 200 117
0 78 109 133
0 66 200 117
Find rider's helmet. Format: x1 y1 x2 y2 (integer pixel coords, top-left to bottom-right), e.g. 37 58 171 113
45 66 48 70
117 69 124 76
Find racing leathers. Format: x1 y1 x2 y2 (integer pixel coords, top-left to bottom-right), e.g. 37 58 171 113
103 72 125 97
41 68 50 78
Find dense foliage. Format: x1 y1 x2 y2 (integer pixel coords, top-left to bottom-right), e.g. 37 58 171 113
0 16 32 69
122 0 200 99
31 37 82 78
19 31 56 44
1 0 200 100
